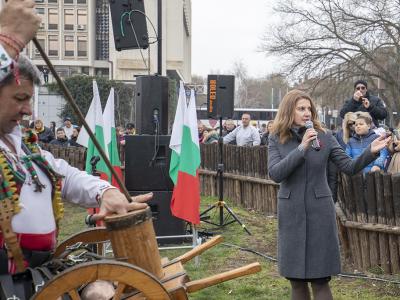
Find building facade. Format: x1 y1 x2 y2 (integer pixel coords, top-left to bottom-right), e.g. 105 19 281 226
0 0 191 83
0 0 191 126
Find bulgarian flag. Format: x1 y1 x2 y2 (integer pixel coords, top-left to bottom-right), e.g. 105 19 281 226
103 87 123 188
169 82 201 224
77 80 110 182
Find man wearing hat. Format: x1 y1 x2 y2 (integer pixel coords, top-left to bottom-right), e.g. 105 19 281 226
62 116 75 139
340 80 387 127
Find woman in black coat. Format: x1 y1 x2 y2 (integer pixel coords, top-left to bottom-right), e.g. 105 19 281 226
268 90 389 300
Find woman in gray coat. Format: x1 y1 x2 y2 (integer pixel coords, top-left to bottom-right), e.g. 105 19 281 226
268 90 389 300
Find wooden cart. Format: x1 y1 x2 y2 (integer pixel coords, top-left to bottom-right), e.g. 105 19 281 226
32 208 261 299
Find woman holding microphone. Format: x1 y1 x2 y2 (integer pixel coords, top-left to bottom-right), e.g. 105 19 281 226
268 90 390 300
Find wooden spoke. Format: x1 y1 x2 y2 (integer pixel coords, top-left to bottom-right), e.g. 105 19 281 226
68 289 81 300
113 282 127 300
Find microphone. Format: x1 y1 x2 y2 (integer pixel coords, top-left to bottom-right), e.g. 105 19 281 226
153 108 159 123
305 121 321 151
90 155 100 166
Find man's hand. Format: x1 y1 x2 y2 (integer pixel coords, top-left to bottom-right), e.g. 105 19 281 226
362 98 370 109
0 0 41 51
353 90 363 101
92 189 152 221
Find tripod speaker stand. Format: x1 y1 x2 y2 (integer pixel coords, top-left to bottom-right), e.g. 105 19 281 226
200 117 251 235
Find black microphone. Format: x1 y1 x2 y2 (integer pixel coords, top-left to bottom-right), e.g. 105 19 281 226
90 155 100 166
305 121 321 151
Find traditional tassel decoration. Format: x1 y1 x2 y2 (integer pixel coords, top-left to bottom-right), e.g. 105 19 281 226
0 128 65 224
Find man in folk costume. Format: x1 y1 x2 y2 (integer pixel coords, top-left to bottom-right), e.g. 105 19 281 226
0 0 151 279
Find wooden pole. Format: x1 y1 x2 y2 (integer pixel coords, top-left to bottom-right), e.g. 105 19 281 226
32 38 132 202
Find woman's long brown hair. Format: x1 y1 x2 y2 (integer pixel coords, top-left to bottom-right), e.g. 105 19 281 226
271 89 324 144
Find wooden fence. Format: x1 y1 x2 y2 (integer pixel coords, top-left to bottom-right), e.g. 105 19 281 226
336 172 400 274
40 143 86 170
43 143 400 274
200 144 279 215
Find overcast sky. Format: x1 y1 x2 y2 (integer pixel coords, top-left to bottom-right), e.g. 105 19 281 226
191 0 279 78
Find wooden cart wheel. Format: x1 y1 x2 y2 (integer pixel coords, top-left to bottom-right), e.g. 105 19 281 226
54 227 110 257
32 260 172 300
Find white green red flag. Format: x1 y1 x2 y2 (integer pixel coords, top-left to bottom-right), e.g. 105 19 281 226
103 87 123 188
169 82 201 224
77 80 110 181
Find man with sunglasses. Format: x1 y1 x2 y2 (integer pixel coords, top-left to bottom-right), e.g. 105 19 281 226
340 79 387 127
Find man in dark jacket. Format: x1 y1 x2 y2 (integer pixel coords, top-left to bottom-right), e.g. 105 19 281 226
340 79 387 127
49 128 70 147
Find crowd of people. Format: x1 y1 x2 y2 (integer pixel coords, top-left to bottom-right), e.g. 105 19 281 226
31 117 80 146
1 1 400 299
197 113 274 147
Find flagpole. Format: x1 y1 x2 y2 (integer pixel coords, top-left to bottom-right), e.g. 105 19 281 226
32 38 132 202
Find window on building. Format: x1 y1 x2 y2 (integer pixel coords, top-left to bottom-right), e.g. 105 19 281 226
64 9 74 30
48 8 58 30
64 36 74 57
35 37 46 58
64 0 74 4
77 9 87 31
77 36 87 57
95 68 109 78
48 35 58 56
82 67 89 75
48 0 58 4
55 67 69 78
77 0 87 4
36 8 45 30
70 67 81 76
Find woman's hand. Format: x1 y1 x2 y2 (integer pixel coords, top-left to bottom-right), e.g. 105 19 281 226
370 135 391 154
300 128 318 150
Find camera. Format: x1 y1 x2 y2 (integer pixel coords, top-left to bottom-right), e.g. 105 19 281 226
384 131 392 138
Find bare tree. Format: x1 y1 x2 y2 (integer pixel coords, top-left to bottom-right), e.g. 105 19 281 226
261 0 400 123
232 60 249 107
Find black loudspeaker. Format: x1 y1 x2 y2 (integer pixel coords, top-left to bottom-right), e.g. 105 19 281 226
207 75 235 119
130 191 186 244
124 135 173 191
109 0 149 50
135 76 169 135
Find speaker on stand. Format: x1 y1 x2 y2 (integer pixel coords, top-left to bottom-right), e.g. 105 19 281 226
109 0 149 51
135 75 169 135
207 75 235 119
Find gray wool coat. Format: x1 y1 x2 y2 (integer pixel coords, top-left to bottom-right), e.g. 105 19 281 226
268 129 377 279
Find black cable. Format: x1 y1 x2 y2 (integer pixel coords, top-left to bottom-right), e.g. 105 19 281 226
222 242 277 262
150 120 160 165
221 242 400 284
119 9 159 73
